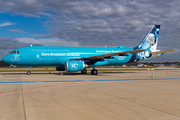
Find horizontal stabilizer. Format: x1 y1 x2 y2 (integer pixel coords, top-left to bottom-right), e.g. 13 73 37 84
150 49 177 55
85 49 145 59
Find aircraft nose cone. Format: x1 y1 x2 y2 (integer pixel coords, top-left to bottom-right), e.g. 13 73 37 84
2 55 11 64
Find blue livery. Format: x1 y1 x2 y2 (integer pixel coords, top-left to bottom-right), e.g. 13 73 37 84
2 25 177 75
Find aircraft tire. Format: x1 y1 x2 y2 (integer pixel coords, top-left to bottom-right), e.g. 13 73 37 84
27 71 31 75
81 69 87 74
91 69 98 75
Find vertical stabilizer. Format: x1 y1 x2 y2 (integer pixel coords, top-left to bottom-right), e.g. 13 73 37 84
129 25 161 62
135 25 160 51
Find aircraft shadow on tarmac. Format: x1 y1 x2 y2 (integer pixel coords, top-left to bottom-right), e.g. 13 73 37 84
2 71 135 76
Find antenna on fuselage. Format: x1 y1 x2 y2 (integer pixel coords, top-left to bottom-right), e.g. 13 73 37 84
30 44 33 47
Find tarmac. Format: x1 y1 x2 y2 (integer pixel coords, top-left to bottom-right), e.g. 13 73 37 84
0 70 180 120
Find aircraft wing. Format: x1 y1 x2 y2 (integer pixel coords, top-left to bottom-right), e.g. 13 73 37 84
84 49 145 60
150 49 177 55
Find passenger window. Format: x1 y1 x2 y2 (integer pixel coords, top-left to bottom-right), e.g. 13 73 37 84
17 51 20 54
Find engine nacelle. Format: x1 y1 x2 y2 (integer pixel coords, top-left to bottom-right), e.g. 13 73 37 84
65 61 85 72
56 65 65 71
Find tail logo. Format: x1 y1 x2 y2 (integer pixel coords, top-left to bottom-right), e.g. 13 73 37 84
148 34 155 45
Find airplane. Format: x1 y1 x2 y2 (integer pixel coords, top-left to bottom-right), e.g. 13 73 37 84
2 25 177 75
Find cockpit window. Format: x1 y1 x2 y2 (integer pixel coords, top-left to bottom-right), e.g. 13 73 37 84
11 51 20 54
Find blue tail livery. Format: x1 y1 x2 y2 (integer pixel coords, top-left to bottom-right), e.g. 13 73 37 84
3 25 177 75
129 25 161 62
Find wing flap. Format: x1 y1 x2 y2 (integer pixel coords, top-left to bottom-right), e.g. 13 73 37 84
84 49 145 60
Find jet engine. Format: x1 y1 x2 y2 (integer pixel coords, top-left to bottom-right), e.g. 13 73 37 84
65 61 87 72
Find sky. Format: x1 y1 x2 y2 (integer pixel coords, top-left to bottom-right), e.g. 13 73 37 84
0 0 180 62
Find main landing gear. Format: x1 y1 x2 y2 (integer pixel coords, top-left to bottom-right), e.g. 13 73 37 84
91 69 98 75
90 65 98 75
27 71 31 75
27 66 31 75
81 69 98 75
81 69 87 74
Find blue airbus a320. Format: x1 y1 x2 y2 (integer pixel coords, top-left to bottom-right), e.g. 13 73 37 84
3 25 177 75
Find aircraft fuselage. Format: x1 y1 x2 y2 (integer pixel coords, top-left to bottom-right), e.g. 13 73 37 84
3 46 133 66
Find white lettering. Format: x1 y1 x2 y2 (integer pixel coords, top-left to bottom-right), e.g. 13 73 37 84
42 53 50 56
41 52 80 56
118 56 124 60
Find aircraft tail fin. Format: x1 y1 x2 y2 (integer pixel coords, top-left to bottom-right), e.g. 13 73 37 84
128 25 161 62
135 25 160 51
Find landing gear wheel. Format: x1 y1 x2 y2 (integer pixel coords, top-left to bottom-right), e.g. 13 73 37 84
81 69 87 74
27 71 31 75
91 69 98 75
